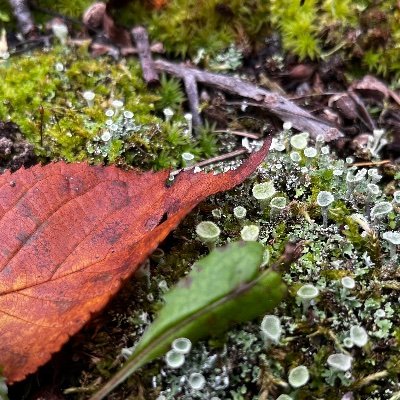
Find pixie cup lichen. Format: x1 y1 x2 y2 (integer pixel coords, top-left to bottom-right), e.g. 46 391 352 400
382 231 400 260
240 225 260 241
196 221 221 249
288 365 310 388
233 206 247 220
270 196 287 219
349 325 368 347
165 349 185 369
252 181 276 209
181 152 195 167
188 372 206 390
371 201 393 222
297 284 320 312
327 354 352 372
260 315 282 346
172 338 192 354
317 191 334 228
290 132 309 150
82 90 95 107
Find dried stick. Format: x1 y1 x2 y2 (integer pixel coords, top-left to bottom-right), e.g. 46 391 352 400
214 130 261 139
348 89 376 131
131 26 159 86
183 74 202 129
154 59 343 141
8 0 37 37
170 147 248 176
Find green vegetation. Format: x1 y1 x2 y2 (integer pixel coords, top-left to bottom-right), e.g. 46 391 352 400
2 0 398 77
93 241 285 399
0 46 217 168
56 124 399 400
1 1 400 399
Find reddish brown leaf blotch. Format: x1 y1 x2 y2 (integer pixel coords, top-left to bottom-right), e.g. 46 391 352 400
0 139 270 383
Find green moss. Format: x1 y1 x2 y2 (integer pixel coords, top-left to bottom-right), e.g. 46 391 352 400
154 74 185 112
111 0 270 58
329 200 351 224
3 0 400 77
0 46 153 160
310 168 334 201
0 46 217 168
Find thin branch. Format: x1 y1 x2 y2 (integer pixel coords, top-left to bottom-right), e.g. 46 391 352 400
353 370 389 389
170 148 248 176
131 26 159 86
352 159 391 167
8 0 37 37
214 130 261 139
154 59 343 141
348 89 376 131
183 74 202 129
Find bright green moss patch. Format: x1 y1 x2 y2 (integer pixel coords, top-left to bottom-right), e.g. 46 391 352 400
0 46 156 161
0 46 217 168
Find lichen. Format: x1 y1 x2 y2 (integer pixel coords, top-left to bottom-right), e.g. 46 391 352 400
52 124 400 400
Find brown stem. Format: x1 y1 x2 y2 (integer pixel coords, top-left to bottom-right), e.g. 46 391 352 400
348 89 376 131
353 370 389 389
214 130 261 139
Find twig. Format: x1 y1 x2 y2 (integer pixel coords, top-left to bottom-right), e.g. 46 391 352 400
388 88 400 108
353 370 389 389
352 159 391 167
9 35 51 56
131 26 159 86
183 74 202 129
195 147 248 167
154 59 343 141
389 391 400 400
225 100 338 127
381 280 400 290
348 89 376 131
288 92 341 100
170 147 248 176
214 130 261 139
120 42 164 57
30 1 87 29
8 0 37 37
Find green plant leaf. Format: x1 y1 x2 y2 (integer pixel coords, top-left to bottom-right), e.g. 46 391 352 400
90 241 286 400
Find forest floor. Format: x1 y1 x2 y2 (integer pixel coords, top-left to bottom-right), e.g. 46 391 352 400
1 1 400 400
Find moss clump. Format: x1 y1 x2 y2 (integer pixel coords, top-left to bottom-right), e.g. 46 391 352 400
114 0 400 78
0 45 156 161
3 0 400 77
0 46 217 168
109 0 271 58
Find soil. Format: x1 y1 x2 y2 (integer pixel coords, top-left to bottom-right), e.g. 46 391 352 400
0 121 36 172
